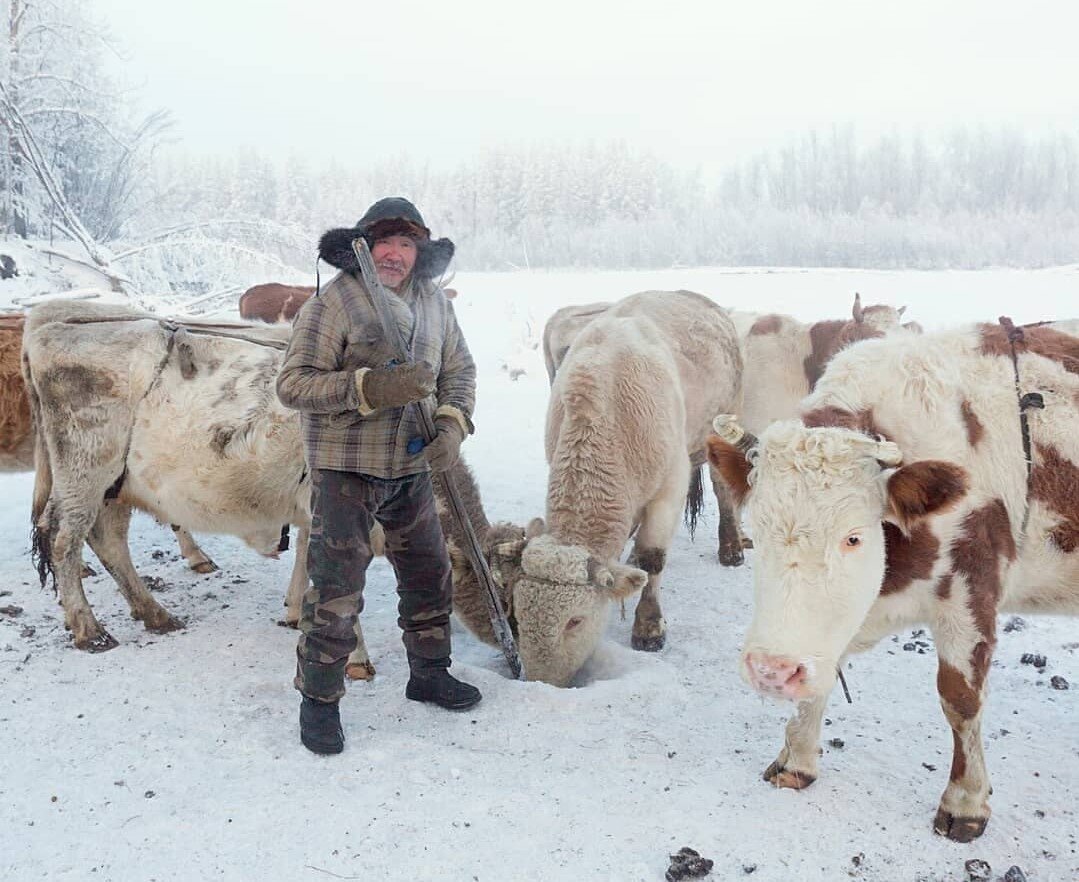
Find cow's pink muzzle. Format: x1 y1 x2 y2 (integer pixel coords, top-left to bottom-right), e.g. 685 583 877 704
744 652 811 701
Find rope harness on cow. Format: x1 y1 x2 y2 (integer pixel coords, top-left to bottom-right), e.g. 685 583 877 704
104 320 187 501
57 313 290 351
998 316 1046 535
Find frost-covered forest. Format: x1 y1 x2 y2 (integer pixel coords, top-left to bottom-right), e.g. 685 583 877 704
3 0 1079 300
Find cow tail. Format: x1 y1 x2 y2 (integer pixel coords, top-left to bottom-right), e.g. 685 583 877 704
24 353 56 589
683 463 704 539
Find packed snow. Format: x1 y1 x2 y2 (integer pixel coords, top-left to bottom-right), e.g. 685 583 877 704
1 260 1076 881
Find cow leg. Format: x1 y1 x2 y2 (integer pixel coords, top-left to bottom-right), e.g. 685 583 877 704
932 630 993 842
282 524 309 627
88 502 184 634
171 525 218 574
43 498 117 651
710 463 747 566
346 622 375 681
629 460 688 651
764 693 828 790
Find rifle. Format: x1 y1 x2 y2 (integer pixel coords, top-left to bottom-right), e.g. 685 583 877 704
350 238 523 679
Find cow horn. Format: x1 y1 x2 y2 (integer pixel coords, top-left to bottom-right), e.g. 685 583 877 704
852 292 864 323
897 305 907 318
712 414 758 454
875 439 903 466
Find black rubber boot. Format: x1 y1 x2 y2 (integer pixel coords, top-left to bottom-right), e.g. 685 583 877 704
405 668 482 711
299 696 344 755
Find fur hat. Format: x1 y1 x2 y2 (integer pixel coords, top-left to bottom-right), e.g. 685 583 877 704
318 196 455 280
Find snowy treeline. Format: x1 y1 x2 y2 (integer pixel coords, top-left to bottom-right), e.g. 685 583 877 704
3 0 1079 301
0 0 171 291
150 130 1079 274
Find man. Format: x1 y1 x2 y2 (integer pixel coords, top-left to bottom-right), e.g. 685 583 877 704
277 197 480 756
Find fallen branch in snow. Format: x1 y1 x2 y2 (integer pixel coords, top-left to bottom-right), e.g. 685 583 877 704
171 285 244 316
303 867 359 880
13 286 106 307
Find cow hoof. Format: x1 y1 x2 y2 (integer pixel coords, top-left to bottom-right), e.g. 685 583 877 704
631 632 666 652
345 661 376 681
933 809 988 842
191 560 218 575
77 630 119 652
740 537 754 550
276 618 299 629
718 548 745 567
80 561 98 578
763 760 816 790
145 613 185 634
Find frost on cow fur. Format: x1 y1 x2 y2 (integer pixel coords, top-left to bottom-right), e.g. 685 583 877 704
521 534 608 586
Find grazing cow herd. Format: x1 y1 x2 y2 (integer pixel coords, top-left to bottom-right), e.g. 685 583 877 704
3 275 1076 842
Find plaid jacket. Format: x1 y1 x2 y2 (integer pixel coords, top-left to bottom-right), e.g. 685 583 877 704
276 271 476 478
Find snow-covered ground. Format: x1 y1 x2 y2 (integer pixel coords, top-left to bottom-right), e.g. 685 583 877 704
1 261 1076 882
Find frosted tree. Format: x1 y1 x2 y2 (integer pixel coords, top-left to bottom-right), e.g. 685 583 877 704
0 0 169 296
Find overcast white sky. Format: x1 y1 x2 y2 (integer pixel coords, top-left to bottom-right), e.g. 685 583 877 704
95 0 1079 175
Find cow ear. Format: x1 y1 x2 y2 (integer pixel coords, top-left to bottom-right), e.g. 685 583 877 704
706 434 752 507
492 538 527 566
446 538 468 571
525 517 546 539
592 561 648 599
882 460 968 534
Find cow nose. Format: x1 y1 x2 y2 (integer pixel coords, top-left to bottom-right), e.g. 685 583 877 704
744 652 809 700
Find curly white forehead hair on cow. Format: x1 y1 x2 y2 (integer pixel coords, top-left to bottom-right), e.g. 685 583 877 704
753 421 904 490
317 195 456 283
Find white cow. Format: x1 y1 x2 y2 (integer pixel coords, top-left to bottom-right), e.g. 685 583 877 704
24 300 312 651
499 290 743 685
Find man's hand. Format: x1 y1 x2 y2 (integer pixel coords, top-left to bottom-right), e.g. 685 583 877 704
423 417 466 473
359 361 436 411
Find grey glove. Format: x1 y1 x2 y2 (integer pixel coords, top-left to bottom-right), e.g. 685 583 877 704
359 361 436 411
423 417 466 473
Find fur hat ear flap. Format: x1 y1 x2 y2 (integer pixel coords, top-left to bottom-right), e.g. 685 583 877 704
317 227 363 272
415 237 455 280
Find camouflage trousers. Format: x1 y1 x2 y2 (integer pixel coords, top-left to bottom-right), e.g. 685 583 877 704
295 468 453 702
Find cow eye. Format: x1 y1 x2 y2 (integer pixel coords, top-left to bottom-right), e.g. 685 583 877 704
565 616 584 632
841 533 863 552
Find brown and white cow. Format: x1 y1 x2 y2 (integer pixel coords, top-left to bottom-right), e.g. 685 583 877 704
707 321 1079 841
238 283 316 323
495 290 743 685
739 293 916 436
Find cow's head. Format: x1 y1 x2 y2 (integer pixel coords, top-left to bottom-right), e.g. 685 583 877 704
495 528 647 686
849 292 908 335
241 526 287 559
707 418 967 702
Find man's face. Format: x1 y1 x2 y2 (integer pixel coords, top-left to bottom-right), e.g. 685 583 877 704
370 234 418 290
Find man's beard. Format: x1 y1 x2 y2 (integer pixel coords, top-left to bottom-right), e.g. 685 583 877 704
376 259 409 290
377 259 406 276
